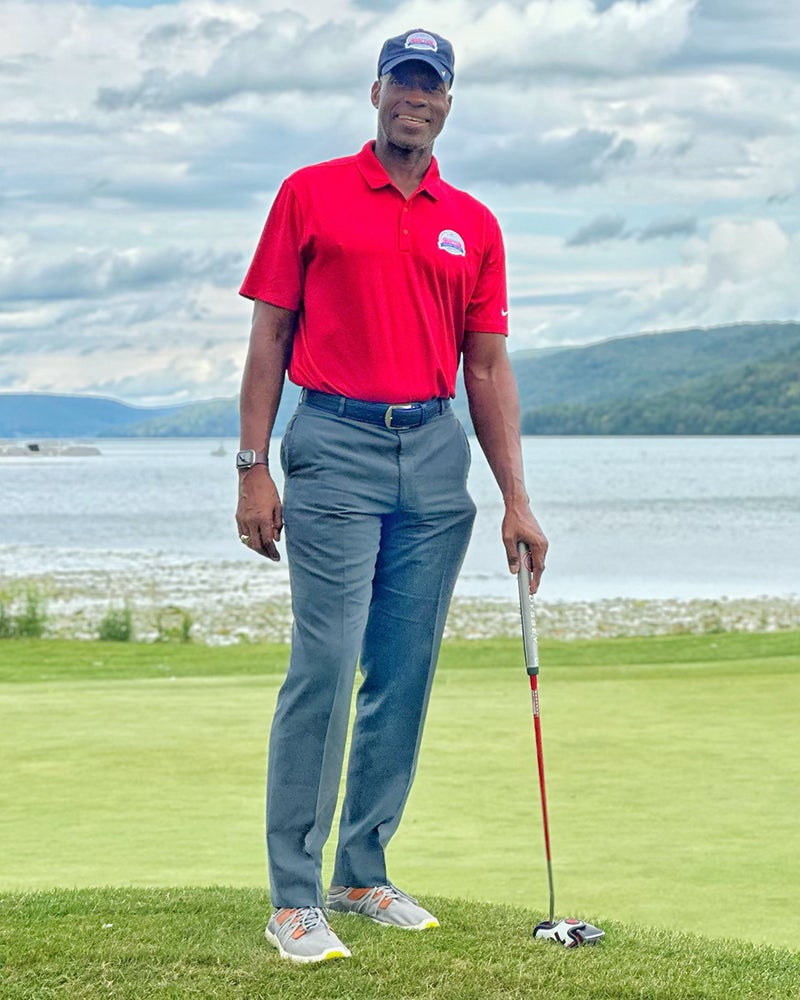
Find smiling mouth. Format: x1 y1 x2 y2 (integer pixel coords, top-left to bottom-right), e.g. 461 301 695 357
397 115 428 125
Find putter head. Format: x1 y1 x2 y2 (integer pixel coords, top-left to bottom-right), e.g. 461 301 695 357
533 918 605 948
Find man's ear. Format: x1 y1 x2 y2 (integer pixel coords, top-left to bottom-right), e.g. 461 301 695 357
370 79 381 109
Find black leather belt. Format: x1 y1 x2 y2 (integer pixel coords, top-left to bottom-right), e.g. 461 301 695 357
301 390 450 429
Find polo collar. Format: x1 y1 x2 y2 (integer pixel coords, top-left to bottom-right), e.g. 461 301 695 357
356 141 442 200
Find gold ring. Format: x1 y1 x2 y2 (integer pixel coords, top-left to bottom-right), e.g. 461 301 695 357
240 534 250 543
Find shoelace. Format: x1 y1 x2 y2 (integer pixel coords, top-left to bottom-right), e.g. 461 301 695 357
375 884 418 905
287 906 328 934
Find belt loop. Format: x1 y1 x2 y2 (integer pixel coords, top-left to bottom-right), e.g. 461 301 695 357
299 388 307 404
337 396 347 417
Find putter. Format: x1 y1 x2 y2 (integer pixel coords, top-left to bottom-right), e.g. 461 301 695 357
517 542 604 948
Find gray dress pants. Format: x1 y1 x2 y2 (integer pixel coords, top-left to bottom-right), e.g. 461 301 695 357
266 399 476 907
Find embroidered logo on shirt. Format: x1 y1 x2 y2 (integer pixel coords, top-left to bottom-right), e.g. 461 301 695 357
438 230 466 256
405 31 438 53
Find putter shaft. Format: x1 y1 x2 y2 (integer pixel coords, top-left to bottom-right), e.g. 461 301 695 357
518 542 555 925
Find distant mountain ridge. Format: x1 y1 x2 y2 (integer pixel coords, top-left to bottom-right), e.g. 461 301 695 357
512 321 800 435
521 340 800 435
1 321 798 438
0 393 181 439
512 321 800 410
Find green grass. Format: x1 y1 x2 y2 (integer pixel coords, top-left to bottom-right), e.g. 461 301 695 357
2 629 798 683
1 887 798 999
1 633 798 960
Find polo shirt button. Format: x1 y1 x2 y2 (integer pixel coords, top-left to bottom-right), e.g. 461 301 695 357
403 229 408 235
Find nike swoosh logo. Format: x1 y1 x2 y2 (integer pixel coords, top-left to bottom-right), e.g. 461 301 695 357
501 309 509 316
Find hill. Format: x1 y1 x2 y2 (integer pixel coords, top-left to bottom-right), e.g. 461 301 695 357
129 383 301 438
521 340 800 434
0 386 299 440
472 320 800 434
1 322 798 437
0 393 180 438
511 321 800 410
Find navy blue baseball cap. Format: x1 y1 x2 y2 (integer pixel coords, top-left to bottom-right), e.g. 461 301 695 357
377 29 455 84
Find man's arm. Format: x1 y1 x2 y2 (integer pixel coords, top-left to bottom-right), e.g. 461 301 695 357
462 330 548 591
235 299 297 561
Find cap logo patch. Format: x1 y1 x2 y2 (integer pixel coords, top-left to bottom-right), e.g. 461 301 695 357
438 229 466 256
405 31 438 53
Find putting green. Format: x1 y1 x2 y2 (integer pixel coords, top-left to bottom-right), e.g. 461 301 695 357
0 636 797 948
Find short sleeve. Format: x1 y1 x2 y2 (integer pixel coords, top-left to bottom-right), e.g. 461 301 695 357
239 180 305 310
464 211 508 336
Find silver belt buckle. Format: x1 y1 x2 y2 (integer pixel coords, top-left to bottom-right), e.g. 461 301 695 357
384 403 416 428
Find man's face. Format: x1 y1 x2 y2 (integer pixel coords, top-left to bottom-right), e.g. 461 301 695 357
371 61 452 153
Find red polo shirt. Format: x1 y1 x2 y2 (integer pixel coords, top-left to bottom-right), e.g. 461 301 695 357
240 141 508 403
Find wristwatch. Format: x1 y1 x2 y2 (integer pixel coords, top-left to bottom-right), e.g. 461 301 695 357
235 449 268 471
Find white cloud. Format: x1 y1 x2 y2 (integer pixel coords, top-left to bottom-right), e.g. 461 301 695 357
699 218 790 285
461 0 697 78
537 218 800 347
0 245 241 302
88 0 698 113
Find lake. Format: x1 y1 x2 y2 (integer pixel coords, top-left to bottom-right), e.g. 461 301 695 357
1 435 798 603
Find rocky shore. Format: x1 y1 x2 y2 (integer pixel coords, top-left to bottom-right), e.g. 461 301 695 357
2 554 798 645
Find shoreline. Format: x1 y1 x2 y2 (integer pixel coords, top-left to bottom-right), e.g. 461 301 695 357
2 556 798 644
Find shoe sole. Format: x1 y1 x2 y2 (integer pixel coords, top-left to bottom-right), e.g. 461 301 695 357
264 926 351 963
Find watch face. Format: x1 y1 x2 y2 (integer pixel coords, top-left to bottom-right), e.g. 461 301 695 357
236 449 256 469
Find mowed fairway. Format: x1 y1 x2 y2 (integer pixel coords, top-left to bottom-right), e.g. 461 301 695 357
1 633 798 949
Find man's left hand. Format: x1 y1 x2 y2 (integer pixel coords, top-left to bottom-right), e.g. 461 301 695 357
502 504 548 593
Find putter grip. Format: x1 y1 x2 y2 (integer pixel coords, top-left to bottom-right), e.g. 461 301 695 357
517 542 539 675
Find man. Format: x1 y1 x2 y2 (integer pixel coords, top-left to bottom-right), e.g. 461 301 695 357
235 28 547 964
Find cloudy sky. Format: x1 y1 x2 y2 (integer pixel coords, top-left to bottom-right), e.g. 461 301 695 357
2 0 799 405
